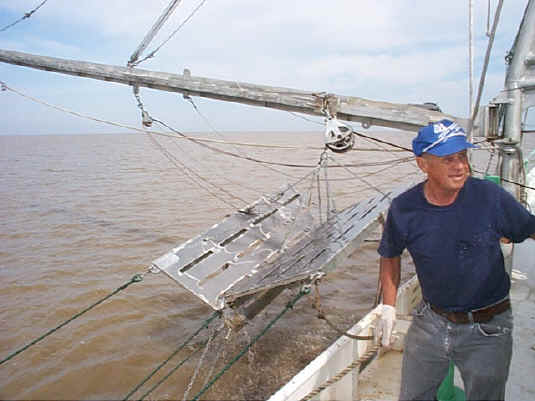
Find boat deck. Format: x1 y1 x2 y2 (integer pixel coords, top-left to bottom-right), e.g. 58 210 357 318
506 241 535 401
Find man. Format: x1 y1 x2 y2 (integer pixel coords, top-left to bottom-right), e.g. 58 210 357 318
377 119 535 401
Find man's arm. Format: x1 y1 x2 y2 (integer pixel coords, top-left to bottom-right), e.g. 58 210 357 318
380 256 401 306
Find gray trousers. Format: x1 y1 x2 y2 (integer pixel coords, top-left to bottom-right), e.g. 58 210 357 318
399 301 513 401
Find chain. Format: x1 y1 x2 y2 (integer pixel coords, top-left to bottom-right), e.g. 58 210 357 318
199 328 227 391
182 327 218 401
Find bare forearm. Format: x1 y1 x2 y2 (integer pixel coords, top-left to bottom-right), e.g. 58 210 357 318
380 256 401 307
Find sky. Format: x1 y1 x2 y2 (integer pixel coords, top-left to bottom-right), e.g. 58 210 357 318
0 0 531 135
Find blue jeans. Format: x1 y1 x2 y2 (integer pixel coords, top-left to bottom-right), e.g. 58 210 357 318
399 301 513 401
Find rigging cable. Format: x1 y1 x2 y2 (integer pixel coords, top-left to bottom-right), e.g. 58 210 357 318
153 116 417 169
327 154 391 198
182 326 219 401
129 0 208 67
145 129 246 209
1 82 410 167
128 0 183 67
287 111 325 126
352 130 412 153
0 271 149 366
195 331 227 399
3 79 421 215
122 310 221 401
4 82 532 190
184 95 311 181
0 0 48 32
190 286 310 401
152 116 316 168
182 94 415 216
469 0 474 117
166 133 268 199
132 85 250 208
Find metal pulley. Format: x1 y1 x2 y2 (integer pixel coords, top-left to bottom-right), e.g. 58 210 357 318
141 110 153 127
324 118 354 153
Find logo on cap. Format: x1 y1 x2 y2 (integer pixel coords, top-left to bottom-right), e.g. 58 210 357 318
413 119 476 156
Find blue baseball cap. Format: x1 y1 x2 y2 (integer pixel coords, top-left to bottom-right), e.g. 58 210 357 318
412 119 476 156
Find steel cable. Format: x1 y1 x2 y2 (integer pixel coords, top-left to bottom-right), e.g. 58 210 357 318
0 0 48 32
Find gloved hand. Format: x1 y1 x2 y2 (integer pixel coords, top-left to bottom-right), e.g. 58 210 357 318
377 304 396 347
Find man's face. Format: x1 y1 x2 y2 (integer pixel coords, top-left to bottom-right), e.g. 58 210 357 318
416 150 470 192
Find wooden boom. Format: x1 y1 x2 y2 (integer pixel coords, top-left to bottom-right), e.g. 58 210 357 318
0 48 457 131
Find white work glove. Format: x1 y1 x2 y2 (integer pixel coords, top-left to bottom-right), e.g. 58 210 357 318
377 304 396 347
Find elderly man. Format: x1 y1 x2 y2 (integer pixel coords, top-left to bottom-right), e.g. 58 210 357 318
377 119 535 401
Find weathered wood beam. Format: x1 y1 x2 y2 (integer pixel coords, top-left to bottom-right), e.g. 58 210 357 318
0 49 459 131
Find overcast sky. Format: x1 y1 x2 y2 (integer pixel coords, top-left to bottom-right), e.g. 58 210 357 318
0 0 530 134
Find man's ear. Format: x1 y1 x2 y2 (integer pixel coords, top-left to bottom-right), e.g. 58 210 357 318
416 156 427 173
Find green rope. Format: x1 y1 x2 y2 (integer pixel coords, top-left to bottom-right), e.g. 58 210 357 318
123 310 220 401
191 287 310 401
0 274 144 366
139 341 204 400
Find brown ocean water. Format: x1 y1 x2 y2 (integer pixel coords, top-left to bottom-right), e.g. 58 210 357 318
1 130 531 400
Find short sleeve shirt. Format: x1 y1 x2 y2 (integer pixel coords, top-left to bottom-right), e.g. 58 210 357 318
378 177 535 311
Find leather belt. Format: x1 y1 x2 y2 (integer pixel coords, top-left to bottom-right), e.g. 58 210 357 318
429 298 511 324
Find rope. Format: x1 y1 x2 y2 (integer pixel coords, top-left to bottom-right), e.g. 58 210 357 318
6 81 531 192
472 168 535 191
0 82 307 152
287 111 324 126
0 0 48 32
0 273 146 366
313 281 374 341
152 117 318 168
298 344 381 401
353 126 535 191
1 82 410 168
327 155 391 198
123 310 220 400
190 287 310 401
352 131 412 152
184 96 314 181
145 128 246 210
139 342 204 401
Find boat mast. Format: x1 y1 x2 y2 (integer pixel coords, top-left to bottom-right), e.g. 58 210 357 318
0 48 456 132
499 0 535 199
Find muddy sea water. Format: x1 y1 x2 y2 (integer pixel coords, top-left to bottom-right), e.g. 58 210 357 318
0 131 532 400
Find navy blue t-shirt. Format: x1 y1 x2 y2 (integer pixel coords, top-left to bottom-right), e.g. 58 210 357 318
378 177 535 311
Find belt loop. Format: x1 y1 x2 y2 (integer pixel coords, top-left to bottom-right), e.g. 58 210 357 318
468 311 474 324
